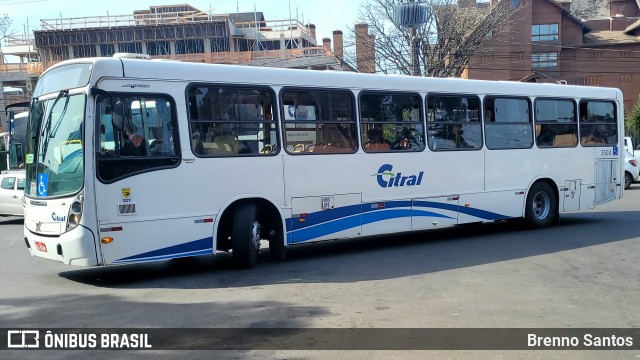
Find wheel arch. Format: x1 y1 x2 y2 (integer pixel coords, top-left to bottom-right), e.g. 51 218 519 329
524 177 559 217
522 177 561 224
214 195 285 251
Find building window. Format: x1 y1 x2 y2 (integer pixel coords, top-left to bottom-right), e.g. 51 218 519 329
72 44 96 58
589 51 602 60
119 42 142 54
176 39 205 54
147 41 171 56
621 51 632 58
535 98 577 148
359 92 425 152
481 54 493 64
100 44 115 57
49 46 69 62
510 52 523 63
532 24 559 42
587 76 603 86
620 74 632 85
532 53 558 68
211 37 230 52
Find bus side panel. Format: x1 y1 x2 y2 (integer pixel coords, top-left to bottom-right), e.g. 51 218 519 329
95 156 285 265
485 148 594 192
289 193 362 243
457 191 524 223
99 217 214 264
579 184 596 210
411 196 458 230
360 200 412 237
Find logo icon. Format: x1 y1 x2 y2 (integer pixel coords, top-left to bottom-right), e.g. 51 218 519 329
121 188 131 199
7 330 40 348
122 84 150 89
372 164 424 188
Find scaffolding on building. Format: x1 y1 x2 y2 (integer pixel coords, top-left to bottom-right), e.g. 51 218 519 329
33 5 346 71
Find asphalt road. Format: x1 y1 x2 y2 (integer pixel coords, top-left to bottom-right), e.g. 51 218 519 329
1 187 640 359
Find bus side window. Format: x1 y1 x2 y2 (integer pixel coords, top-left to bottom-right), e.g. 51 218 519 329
427 94 482 151
188 85 278 157
579 100 616 146
281 88 357 154
96 95 180 183
535 98 577 148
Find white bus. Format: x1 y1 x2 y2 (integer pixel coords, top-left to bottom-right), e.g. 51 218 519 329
23 57 624 268
1 108 28 172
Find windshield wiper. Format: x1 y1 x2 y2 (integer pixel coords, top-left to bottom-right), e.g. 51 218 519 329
49 94 71 139
40 90 69 158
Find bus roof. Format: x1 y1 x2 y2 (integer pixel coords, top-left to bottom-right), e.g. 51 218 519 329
45 57 623 101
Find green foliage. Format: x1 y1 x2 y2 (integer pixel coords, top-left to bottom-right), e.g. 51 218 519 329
625 97 640 135
625 99 640 131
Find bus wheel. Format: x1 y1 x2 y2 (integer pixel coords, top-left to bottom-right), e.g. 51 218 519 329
624 172 632 190
268 227 286 261
232 203 260 268
525 182 557 229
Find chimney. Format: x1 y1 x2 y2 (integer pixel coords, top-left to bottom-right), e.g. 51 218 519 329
333 30 344 60
555 0 571 12
308 23 316 41
322 37 331 51
355 23 375 73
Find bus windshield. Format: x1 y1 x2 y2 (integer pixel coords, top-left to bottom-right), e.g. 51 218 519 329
25 92 85 198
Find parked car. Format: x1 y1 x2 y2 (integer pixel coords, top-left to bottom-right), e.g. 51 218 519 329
0 171 25 216
625 150 639 190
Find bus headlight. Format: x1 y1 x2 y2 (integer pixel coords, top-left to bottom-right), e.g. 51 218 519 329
67 193 84 231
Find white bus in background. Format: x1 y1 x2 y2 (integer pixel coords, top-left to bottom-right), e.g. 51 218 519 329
22 57 624 269
1 108 28 172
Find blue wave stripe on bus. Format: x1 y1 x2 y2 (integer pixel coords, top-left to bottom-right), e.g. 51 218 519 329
287 201 414 232
286 200 509 238
412 201 507 220
114 237 213 262
112 249 213 264
289 208 453 242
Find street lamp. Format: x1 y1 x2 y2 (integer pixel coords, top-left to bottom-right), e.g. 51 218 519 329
393 1 427 76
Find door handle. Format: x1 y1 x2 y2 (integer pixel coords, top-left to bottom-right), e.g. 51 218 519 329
12 195 18 198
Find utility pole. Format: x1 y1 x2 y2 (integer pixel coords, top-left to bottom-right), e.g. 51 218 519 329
392 0 427 76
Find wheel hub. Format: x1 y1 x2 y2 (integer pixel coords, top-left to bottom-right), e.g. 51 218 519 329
532 191 550 220
251 221 261 251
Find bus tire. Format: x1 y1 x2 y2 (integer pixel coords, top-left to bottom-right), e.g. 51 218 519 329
232 203 259 268
624 172 632 190
268 227 286 261
525 182 557 229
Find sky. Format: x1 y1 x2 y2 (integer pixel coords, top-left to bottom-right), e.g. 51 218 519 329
2 0 364 45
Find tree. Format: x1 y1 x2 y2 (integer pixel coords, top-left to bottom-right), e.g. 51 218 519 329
625 96 640 141
346 0 521 76
0 14 12 46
